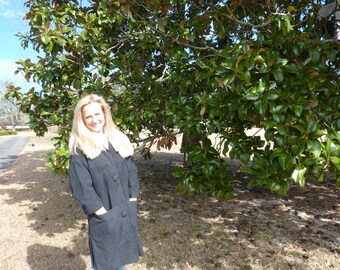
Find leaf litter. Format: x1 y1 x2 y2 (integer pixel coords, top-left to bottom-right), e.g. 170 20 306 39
0 133 338 270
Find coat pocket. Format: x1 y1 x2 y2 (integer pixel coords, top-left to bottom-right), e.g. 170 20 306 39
88 201 143 269
89 201 135 241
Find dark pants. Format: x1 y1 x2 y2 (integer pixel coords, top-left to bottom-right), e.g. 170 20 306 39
93 266 126 270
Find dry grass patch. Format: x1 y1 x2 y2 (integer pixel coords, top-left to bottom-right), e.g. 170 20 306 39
0 133 338 270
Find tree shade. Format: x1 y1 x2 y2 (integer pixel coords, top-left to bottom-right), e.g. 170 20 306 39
7 0 339 198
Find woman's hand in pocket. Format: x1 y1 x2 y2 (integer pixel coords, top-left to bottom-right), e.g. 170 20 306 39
95 206 107 216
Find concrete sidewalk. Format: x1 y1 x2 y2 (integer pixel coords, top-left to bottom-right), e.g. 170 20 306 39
0 136 29 172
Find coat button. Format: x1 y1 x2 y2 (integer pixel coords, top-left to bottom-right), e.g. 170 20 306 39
121 211 128 218
112 175 119 182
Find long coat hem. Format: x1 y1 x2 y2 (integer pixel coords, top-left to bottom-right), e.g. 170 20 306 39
69 145 144 270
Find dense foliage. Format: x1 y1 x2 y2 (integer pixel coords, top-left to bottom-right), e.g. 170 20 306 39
7 0 339 198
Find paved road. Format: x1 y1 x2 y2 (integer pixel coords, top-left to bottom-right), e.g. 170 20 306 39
0 136 29 173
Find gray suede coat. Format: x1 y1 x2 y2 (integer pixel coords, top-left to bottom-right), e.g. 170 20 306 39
69 144 144 270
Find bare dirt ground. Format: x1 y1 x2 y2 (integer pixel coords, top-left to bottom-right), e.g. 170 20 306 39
0 132 339 270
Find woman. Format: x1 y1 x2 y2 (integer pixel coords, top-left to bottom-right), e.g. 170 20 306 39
68 94 144 270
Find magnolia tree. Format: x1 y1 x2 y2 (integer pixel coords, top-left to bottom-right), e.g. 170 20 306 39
7 0 339 198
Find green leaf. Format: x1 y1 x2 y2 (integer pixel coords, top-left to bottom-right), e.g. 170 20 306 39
277 124 288 136
284 64 299 73
265 120 277 130
290 105 303 117
272 148 284 157
192 152 204 163
273 68 284 82
127 7 136 22
259 63 270 73
307 80 317 90
289 124 305 133
257 78 265 93
246 92 259 100
158 18 165 32
304 157 316 166
265 90 280 100
41 35 51 45
271 104 288 114
291 143 305 156
238 70 250 82
292 165 307 186
283 18 293 34
239 152 250 164
265 129 275 141
307 140 322 158
268 181 281 191
46 41 53 52
275 134 286 146
254 99 267 115
326 138 338 156
61 73 68 82
222 74 235 86
202 164 213 178
172 167 184 178
325 137 332 156
287 6 296 12
274 58 289 67
330 156 340 170
241 165 256 174
306 120 317 132
273 114 285 123
310 49 320 63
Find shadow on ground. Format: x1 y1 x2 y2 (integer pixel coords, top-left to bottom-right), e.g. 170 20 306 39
0 149 89 269
135 152 339 270
0 149 339 269
0 150 83 234
27 242 87 270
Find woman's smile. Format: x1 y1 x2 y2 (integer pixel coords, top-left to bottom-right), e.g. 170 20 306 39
82 102 105 132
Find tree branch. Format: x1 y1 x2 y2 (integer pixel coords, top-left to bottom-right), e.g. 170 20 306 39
223 5 273 28
117 7 220 53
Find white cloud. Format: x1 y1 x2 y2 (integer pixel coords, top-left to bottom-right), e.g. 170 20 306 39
1 9 24 19
0 0 10 6
0 60 40 92
0 0 25 19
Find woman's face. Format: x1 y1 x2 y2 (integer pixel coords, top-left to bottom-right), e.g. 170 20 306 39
82 102 105 133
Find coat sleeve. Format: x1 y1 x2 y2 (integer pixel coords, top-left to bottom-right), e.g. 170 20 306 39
126 156 140 198
69 153 103 215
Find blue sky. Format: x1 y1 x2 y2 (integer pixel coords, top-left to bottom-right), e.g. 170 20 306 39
0 0 38 91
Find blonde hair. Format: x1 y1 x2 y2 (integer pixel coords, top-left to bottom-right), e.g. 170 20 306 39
68 94 134 159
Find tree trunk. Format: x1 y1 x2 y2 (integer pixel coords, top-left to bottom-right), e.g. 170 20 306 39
181 131 207 168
